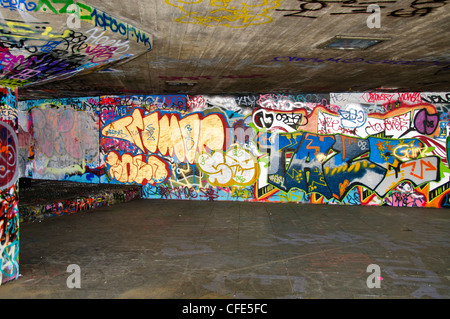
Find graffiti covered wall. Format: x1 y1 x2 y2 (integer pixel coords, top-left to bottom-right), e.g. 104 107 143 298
20 92 450 208
19 186 141 223
0 87 19 284
20 97 100 182
0 1 152 90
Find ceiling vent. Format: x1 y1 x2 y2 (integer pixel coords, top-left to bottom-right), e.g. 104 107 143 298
165 81 197 87
319 36 390 50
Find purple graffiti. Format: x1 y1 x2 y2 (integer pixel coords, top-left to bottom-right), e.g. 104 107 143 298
414 109 439 135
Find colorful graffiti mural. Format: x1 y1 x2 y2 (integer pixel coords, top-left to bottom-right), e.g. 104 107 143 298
18 92 450 209
0 87 19 285
0 1 152 89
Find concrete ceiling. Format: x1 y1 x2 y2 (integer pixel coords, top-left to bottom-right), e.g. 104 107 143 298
4 0 450 100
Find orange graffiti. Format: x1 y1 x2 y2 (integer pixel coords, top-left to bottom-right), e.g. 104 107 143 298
339 179 350 198
401 159 437 179
101 109 228 164
105 151 170 185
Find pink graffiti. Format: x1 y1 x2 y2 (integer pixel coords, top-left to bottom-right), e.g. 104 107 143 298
29 107 97 160
84 44 117 63
0 48 25 73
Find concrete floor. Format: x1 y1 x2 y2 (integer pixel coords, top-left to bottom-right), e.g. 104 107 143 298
0 199 449 299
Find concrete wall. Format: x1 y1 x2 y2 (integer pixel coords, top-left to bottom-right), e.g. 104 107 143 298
0 87 19 284
19 92 450 208
19 185 141 223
